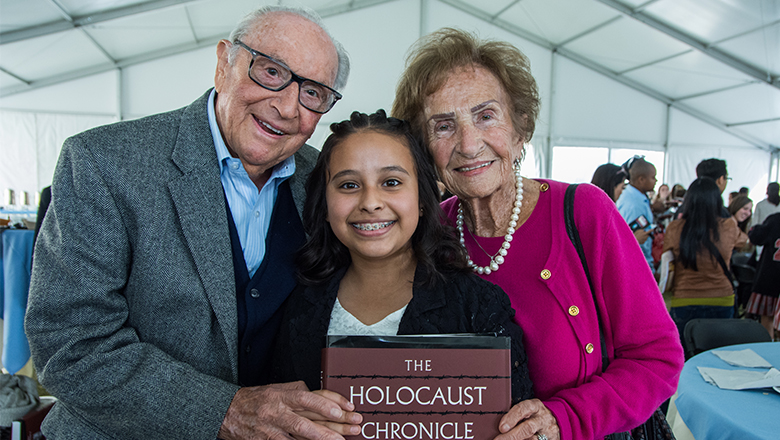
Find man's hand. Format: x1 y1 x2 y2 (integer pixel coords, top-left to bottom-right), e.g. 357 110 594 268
218 382 362 440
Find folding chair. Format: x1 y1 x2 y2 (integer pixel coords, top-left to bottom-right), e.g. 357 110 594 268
682 318 771 360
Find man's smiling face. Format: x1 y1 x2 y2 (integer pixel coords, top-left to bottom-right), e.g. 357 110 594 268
213 11 338 184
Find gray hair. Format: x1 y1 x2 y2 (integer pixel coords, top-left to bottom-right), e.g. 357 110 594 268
227 5 350 91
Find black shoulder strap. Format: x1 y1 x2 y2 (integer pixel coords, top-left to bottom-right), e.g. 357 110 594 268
712 247 736 287
563 184 610 372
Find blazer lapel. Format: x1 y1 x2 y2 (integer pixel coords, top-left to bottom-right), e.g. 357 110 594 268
168 90 238 380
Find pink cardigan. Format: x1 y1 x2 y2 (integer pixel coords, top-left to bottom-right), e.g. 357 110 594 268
442 180 683 440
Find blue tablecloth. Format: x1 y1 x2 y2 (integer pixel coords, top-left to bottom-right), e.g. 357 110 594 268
674 342 780 440
1 229 35 374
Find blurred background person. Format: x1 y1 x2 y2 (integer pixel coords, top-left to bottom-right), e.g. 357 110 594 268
695 158 729 195
661 177 747 340
590 163 627 202
728 195 753 234
652 183 671 214
746 213 780 340
728 191 739 206
728 195 753 254
752 182 780 228
671 184 686 201
616 156 657 269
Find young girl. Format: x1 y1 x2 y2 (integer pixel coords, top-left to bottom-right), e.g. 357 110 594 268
270 110 533 405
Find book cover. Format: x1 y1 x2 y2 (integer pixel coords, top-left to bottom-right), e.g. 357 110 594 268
322 335 511 440
11 397 55 440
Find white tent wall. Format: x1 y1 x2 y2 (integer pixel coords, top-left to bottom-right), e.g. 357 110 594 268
666 108 773 198
0 70 119 199
666 144 773 199
305 0 423 152
552 57 667 149
122 45 216 120
0 0 776 204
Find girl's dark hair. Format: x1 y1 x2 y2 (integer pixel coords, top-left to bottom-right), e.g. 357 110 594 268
297 109 468 286
678 177 723 271
727 195 753 233
591 163 627 202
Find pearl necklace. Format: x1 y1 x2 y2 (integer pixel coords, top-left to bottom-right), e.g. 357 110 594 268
456 165 523 275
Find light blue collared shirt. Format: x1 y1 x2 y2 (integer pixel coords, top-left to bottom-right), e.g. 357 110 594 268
207 89 295 278
616 183 654 268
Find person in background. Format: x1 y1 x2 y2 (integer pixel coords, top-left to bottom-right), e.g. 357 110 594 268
695 158 730 195
616 156 657 269
661 177 748 340
392 28 682 440
24 6 362 440
746 213 780 339
728 191 739 206
652 183 671 214
31 185 51 249
672 183 686 200
739 186 749 197
752 182 780 228
591 163 656 245
270 110 533 404
728 195 753 235
590 163 626 202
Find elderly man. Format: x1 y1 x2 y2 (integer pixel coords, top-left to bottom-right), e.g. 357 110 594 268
616 156 658 269
25 6 361 440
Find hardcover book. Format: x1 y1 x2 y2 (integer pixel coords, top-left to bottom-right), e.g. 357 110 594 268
11 397 56 440
322 334 511 440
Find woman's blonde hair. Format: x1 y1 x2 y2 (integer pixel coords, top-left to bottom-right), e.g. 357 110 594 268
392 28 540 146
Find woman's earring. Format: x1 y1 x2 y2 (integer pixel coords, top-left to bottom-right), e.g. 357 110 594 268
512 158 521 171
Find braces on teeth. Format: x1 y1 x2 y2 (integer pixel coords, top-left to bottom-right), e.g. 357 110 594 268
353 221 393 231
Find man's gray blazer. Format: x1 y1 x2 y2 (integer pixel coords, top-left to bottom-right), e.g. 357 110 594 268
24 89 318 439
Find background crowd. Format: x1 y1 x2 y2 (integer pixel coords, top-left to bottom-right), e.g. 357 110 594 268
591 158 780 341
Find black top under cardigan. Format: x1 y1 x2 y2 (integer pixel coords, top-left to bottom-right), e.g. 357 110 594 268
270 266 534 404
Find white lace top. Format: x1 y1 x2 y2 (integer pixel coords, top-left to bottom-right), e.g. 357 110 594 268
327 298 407 336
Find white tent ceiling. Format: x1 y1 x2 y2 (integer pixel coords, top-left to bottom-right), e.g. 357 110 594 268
1 0 778 152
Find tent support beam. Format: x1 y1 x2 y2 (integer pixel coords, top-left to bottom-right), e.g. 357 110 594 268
0 0 203 45
594 0 779 89
0 0 399 99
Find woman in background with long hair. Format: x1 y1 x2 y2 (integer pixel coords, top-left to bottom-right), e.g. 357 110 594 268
661 177 747 339
591 163 627 202
728 195 753 235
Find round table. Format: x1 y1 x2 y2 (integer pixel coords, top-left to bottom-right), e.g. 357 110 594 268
668 342 780 440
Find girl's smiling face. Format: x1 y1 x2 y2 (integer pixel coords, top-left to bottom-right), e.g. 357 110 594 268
735 202 752 223
326 130 420 264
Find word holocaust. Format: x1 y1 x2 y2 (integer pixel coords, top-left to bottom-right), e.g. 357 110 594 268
349 385 488 406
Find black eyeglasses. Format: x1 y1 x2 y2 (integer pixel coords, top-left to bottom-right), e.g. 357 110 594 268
234 40 342 114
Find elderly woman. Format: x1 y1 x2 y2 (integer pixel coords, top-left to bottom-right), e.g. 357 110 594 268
392 28 683 440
